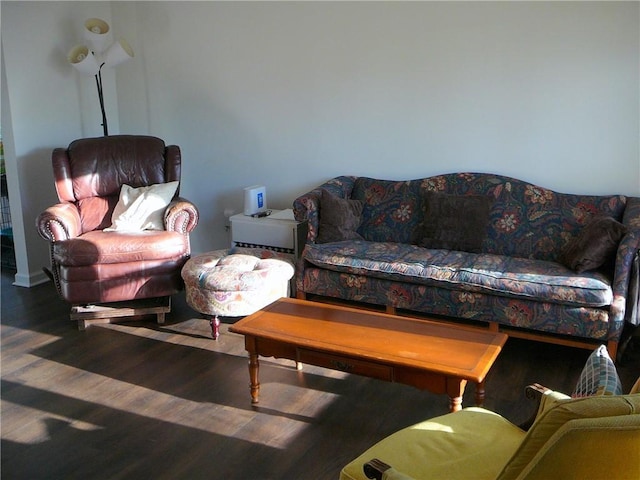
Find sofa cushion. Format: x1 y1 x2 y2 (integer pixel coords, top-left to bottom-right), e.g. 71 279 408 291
559 216 627 273
317 189 364 243
418 192 493 253
351 177 426 244
303 241 614 308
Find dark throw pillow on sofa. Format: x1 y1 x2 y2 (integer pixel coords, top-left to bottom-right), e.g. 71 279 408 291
560 216 627 273
418 192 493 253
316 189 364 244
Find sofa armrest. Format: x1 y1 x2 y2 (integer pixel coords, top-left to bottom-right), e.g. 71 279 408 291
611 197 640 326
293 176 357 243
36 202 82 242
164 197 199 234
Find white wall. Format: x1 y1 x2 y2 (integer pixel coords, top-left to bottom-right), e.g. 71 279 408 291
115 1 639 255
2 1 118 286
2 1 639 285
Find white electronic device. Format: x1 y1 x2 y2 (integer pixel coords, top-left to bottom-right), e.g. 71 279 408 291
243 185 267 216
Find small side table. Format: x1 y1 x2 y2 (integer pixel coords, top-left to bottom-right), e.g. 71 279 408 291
230 209 307 258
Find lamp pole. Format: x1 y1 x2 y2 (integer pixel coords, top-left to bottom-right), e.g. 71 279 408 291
94 64 109 136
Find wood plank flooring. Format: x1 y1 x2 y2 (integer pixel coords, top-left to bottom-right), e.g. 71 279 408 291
2 267 639 479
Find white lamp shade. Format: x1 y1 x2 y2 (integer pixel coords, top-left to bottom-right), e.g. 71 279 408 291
67 45 100 75
84 18 111 54
104 38 134 68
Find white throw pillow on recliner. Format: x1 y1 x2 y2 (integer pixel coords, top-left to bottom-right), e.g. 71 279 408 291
106 181 179 232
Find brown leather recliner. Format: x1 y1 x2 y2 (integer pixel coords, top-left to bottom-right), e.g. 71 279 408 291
36 135 198 327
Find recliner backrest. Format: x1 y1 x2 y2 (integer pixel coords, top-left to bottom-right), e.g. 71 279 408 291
51 135 181 232
497 394 640 480
516 413 640 480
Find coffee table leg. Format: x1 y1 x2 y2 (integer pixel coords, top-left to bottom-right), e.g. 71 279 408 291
446 378 467 412
475 379 486 406
249 352 260 404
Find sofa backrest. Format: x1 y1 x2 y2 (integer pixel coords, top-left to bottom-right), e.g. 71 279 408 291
351 173 627 261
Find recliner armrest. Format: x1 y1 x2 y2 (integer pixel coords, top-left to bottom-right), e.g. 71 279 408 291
36 202 82 241
364 459 416 480
519 383 571 430
165 197 199 234
364 458 391 480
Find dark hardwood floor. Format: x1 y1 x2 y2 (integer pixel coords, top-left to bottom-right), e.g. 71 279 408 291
2 266 639 479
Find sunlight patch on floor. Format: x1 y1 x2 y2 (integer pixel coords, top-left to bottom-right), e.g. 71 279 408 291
0 324 62 351
2 356 339 449
0 402 103 445
2 316 353 451
258 381 342 418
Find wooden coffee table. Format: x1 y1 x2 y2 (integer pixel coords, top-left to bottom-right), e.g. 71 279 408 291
229 298 507 412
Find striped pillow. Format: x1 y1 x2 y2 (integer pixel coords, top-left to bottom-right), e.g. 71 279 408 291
572 345 622 397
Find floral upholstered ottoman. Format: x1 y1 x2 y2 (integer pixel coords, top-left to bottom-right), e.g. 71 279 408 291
181 248 295 339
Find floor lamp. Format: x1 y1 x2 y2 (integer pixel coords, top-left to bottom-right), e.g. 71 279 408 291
67 18 134 136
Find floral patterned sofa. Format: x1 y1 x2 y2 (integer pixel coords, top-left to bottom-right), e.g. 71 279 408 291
293 173 640 360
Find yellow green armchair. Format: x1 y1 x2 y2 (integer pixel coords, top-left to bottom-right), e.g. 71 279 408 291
340 386 640 480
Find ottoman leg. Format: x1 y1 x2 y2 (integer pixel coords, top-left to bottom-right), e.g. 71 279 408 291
210 316 221 340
